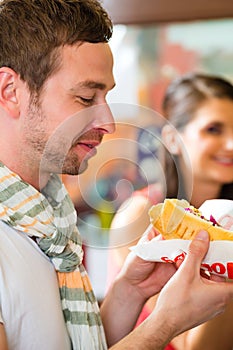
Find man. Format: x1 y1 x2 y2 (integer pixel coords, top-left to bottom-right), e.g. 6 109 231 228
0 1 233 349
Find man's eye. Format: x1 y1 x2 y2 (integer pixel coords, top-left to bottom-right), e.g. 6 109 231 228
78 97 94 105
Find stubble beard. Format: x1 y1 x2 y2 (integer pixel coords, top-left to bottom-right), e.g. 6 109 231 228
22 97 85 177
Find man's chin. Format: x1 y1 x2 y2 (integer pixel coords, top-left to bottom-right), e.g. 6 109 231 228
62 161 88 176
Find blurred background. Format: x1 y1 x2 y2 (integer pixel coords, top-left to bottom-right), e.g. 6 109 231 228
63 1 233 301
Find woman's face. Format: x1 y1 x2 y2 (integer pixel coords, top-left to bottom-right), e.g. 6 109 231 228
179 97 233 186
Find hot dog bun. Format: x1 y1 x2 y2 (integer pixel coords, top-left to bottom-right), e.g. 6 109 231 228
149 198 233 241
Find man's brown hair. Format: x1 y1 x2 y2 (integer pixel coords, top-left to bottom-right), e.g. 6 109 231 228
0 0 113 92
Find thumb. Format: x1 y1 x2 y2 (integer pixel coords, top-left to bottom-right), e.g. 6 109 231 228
182 230 210 275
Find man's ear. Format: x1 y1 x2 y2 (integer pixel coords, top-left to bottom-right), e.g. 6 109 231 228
0 67 20 118
161 124 181 155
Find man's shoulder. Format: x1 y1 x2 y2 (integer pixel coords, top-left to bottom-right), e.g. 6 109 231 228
0 220 15 234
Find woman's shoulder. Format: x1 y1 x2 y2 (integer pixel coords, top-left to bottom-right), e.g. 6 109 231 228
111 183 164 229
132 183 164 205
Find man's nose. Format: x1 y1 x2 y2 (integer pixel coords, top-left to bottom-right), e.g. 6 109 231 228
93 103 116 134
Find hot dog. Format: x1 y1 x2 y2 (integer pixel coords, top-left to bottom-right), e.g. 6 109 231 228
149 198 233 241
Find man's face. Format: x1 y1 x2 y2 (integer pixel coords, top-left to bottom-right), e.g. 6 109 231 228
21 42 115 179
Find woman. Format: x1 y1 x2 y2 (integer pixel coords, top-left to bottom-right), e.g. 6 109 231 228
107 72 233 350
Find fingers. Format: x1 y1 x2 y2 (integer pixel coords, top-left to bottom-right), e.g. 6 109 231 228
189 230 209 257
139 224 161 243
181 230 209 275
147 227 161 241
209 274 226 282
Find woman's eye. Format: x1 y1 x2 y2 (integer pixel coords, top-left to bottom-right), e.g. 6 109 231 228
206 124 222 135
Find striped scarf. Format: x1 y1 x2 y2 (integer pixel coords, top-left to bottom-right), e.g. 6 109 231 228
0 162 107 350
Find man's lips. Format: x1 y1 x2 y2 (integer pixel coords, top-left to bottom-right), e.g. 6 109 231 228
73 140 100 156
76 139 101 148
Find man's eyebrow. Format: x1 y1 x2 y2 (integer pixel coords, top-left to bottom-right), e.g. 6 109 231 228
71 80 115 92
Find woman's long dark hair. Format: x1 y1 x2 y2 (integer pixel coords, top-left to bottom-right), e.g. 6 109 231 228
162 72 233 201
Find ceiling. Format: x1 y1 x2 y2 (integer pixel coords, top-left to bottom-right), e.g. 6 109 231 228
102 0 233 25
